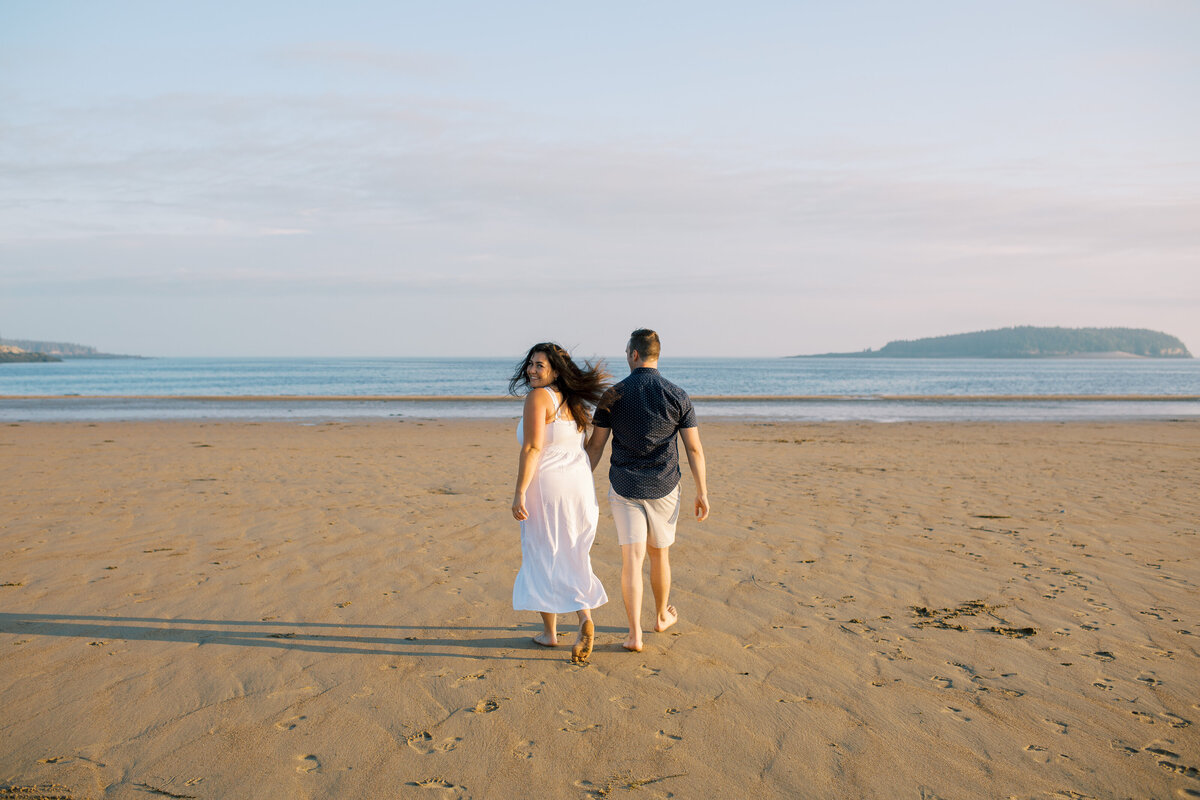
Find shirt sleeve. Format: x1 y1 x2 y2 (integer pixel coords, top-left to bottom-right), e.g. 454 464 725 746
592 389 615 428
677 392 697 429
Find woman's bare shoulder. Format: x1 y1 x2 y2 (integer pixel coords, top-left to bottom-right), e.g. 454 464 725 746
523 388 554 411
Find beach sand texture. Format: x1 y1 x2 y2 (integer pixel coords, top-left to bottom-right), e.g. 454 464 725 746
1 420 1197 799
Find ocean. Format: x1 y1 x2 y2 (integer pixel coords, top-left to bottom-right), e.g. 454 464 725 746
2 356 1198 423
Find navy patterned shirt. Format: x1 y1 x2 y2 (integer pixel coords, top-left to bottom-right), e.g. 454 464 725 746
592 367 697 500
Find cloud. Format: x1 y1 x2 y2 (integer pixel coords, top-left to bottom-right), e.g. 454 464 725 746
3 89 1198 349
269 41 456 77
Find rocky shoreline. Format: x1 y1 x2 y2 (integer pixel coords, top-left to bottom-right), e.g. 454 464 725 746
0 347 62 363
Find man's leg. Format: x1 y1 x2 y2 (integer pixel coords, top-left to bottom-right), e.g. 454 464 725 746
644 485 681 633
621 541 647 651
647 545 678 632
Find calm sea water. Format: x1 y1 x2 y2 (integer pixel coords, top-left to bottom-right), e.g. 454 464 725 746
2 357 1198 422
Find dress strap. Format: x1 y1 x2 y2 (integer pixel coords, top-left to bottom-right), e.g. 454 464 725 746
543 386 564 419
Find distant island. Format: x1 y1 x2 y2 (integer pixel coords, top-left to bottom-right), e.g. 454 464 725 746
0 338 138 363
0 344 61 363
798 327 1193 359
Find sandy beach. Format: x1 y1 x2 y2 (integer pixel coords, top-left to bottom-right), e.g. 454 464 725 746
1 419 1197 799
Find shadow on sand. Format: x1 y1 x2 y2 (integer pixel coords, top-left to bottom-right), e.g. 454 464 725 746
0 613 624 660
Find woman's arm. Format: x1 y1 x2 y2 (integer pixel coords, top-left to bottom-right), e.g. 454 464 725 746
512 390 551 520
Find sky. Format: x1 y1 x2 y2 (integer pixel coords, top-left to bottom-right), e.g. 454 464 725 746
2 1 1198 358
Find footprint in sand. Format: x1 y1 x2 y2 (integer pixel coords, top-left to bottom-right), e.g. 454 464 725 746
523 681 546 695
1136 672 1162 687
941 706 972 722
452 671 487 688
407 731 435 752
296 755 321 774
1144 741 1181 759
655 730 682 750
473 699 500 714
930 675 954 689
1158 762 1200 780
1043 719 1069 735
1024 744 1051 764
609 696 636 710
637 665 661 679
406 731 463 754
407 777 464 795
558 710 601 733
1161 712 1191 728
512 740 535 760
275 715 306 731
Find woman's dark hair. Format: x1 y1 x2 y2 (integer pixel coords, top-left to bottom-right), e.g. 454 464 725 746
509 342 611 432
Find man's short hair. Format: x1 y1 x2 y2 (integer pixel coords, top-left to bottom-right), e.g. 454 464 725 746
629 329 660 360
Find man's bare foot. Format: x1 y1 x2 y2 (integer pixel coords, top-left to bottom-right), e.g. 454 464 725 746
571 620 595 664
623 633 643 652
532 632 558 647
654 605 678 633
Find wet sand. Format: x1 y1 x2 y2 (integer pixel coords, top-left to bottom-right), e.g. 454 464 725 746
1 420 1197 799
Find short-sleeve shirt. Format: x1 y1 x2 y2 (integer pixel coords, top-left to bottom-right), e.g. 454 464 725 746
592 367 697 500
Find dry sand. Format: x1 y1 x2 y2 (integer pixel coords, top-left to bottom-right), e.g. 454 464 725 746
1 419 1197 799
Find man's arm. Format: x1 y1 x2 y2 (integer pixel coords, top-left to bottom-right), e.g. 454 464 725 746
585 425 611 472
679 427 709 521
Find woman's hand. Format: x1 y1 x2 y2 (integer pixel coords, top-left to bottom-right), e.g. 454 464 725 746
512 492 528 521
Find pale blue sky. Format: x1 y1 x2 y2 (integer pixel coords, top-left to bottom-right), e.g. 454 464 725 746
2 1 1198 357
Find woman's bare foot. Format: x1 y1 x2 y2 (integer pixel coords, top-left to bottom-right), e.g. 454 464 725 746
623 632 643 652
654 605 678 633
571 620 595 664
532 632 558 647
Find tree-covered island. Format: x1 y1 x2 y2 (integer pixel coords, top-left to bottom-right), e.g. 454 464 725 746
0 338 137 362
799 327 1192 358
0 345 62 363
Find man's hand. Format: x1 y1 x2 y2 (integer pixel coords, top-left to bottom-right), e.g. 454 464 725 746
585 425 611 472
680 427 708 521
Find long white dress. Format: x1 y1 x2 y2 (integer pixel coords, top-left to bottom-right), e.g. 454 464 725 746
512 388 608 613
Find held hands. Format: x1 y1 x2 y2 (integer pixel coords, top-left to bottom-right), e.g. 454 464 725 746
512 492 529 521
695 492 710 521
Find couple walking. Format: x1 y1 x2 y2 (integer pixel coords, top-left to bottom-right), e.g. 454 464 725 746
509 329 709 664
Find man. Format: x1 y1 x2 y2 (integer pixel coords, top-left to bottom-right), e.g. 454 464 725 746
586 329 709 652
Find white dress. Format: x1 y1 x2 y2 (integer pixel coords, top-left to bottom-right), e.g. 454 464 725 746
512 388 608 613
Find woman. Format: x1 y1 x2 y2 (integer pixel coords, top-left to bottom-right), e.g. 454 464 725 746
509 343 610 664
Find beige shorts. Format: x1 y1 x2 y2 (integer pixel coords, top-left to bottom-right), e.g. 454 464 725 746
608 485 681 548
